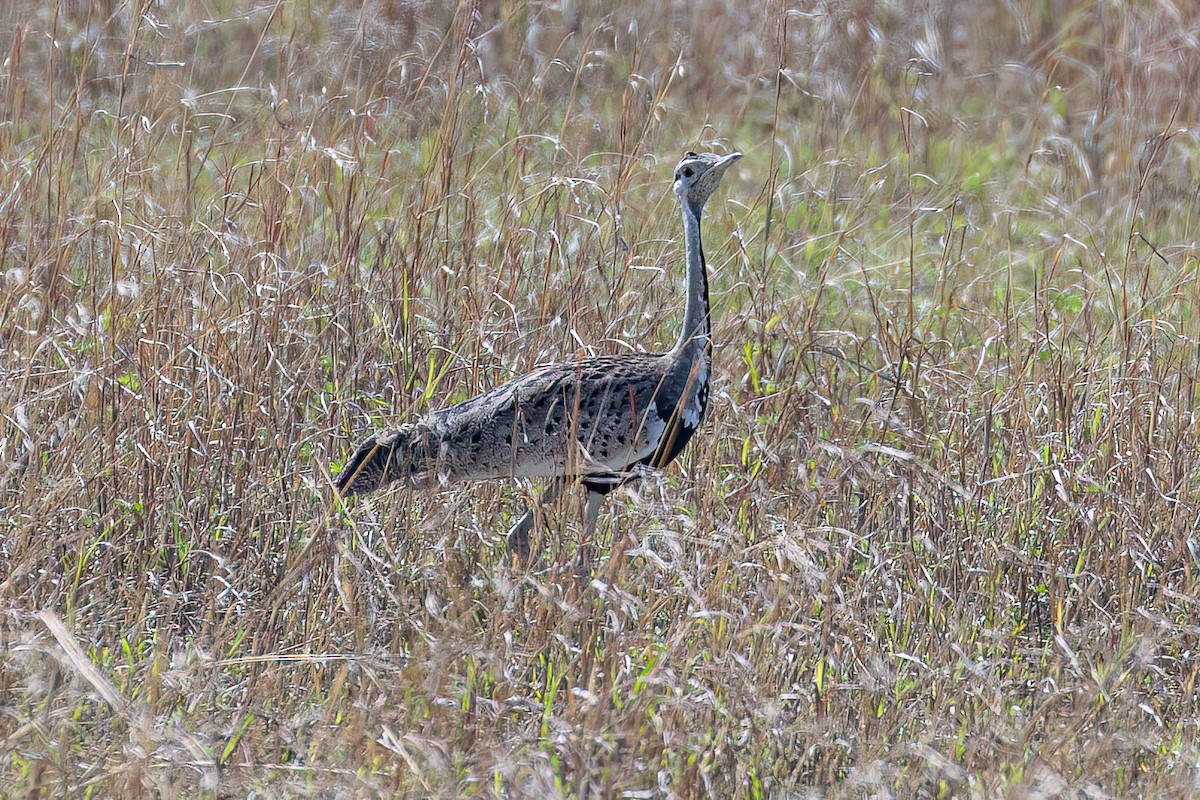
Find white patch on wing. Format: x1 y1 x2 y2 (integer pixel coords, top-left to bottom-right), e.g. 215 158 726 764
627 403 667 465
503 400 671 479
680 361 708 427
511 459 563 479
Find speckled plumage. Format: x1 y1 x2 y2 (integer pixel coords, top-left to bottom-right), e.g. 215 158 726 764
336 352 708 495
335 150 740 560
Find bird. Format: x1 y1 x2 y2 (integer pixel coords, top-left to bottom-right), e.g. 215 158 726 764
335 149 741 565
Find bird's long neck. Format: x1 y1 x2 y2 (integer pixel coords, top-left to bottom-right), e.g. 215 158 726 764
673 202 710 358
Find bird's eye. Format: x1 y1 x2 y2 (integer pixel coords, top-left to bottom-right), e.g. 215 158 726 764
682 167 694 178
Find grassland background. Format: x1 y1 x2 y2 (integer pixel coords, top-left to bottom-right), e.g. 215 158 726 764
3 0 1200 797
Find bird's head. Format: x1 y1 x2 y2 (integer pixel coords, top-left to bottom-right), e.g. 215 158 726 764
673 150 742 216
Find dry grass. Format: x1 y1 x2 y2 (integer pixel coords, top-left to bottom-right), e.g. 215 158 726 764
3 0 1200 797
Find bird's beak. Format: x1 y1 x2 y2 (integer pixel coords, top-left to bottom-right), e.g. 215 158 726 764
706 152 742 182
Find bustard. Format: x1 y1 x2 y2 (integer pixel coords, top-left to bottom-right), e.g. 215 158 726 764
335 150 741 563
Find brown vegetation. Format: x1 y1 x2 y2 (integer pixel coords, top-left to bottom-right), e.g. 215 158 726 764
3 0 1200 796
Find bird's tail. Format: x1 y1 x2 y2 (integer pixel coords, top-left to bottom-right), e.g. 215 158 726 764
335 423 425 496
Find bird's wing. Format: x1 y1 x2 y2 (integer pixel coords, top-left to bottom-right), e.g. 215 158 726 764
336 352 680 493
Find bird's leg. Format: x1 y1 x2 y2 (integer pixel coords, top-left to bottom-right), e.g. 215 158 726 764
575 489 606 581
507 477 564 564
505 509 536 564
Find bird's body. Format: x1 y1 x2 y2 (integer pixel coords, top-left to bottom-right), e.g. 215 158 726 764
336 150 740 560
337 351 706 493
